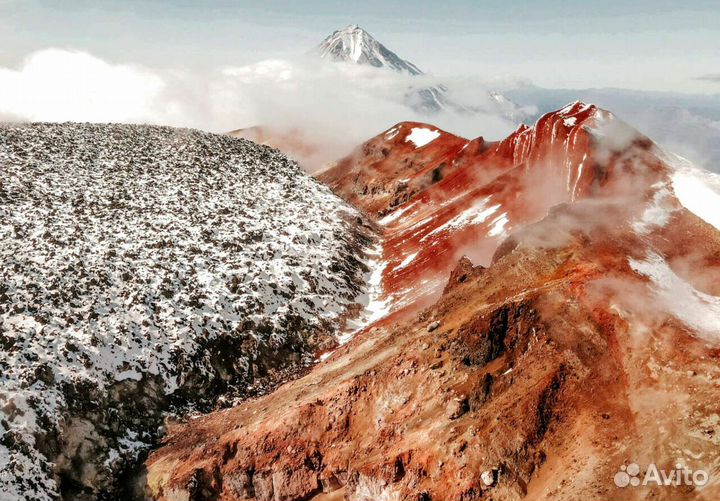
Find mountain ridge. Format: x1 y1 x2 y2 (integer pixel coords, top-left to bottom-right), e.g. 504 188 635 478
146 103 720 500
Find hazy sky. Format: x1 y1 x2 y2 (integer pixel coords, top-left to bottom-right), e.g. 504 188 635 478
2 0 719 94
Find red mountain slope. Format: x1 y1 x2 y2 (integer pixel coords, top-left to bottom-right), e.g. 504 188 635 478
318 102 666 320
145 104 720 501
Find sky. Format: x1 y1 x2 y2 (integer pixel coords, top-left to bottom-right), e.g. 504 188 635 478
1 0 719 173
1 0 720 94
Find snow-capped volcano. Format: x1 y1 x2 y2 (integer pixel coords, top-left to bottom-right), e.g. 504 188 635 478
314 25 449 114
315 24 422 76
314 25 527 119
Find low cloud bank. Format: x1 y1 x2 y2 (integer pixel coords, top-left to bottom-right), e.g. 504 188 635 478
0 49 520 169
0 49 167 124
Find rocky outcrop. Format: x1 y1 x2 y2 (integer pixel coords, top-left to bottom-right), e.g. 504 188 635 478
442 256 485 295
0 123 374 501
146 104 720 500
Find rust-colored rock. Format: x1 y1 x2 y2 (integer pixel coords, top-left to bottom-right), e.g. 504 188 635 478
146 104 720 501
443 255 486 295
318 102 668 324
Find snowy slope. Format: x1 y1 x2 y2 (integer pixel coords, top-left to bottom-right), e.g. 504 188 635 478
0 123 371 500
669 153 720 231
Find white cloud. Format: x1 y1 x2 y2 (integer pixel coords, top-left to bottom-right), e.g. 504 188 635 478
0 49 166 123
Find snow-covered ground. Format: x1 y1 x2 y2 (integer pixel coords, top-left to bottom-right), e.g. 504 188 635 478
0 123 370 500
337 243 388 345
671 158 720 232
405 127 440 148
629 252 720 339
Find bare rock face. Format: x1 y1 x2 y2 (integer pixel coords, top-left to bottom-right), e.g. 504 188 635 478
0 123 374 501
146 104 720 501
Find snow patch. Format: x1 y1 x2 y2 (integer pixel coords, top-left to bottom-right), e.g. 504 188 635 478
115 370 143 382
405 127 440 148
339 243 389 344
393 252 418 272
570 152 588 201
671 167 720 232
632 182 676 234
378 202 416 226
421 197 498 242
488 213 510 237
384 126 399 140
629 253 720 338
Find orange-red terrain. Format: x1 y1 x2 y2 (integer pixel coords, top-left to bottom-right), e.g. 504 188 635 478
227 126 329 172
146 103 720 501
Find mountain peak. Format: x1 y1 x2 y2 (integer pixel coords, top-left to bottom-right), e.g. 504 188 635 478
315 25 423 75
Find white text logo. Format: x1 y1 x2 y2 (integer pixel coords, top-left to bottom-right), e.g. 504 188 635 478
614 463 709 488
